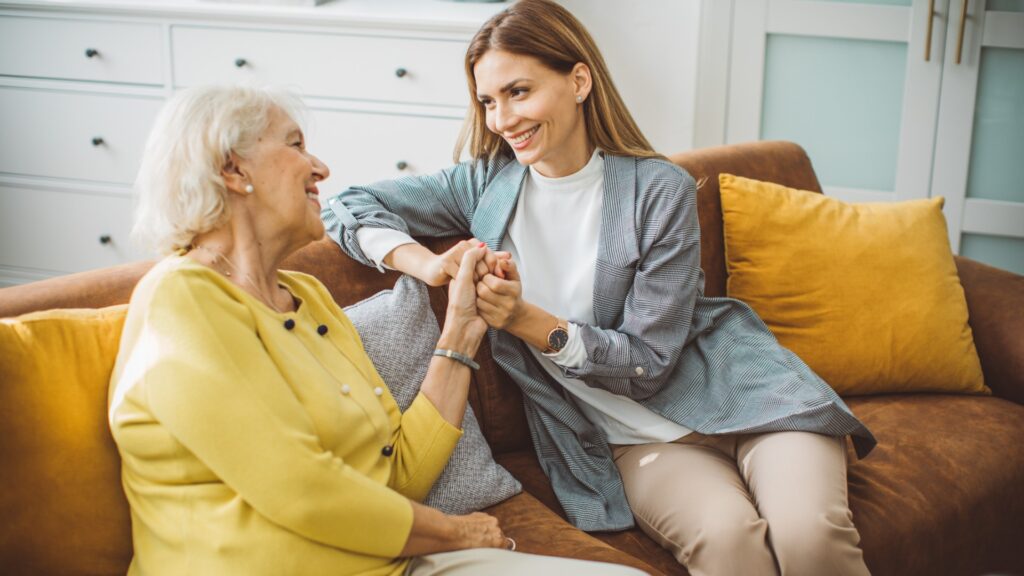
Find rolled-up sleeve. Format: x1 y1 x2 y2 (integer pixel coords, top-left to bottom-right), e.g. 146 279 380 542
544 322 586 369
355 227 419 272
321 159 499 267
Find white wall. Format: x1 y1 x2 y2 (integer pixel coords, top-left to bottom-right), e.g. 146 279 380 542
554 0 703 154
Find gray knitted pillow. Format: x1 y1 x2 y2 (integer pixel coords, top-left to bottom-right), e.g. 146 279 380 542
343 275 521 514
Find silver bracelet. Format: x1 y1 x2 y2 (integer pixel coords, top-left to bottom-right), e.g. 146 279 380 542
433 348 480 371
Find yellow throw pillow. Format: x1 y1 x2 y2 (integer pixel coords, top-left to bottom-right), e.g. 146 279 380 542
719 173 988 396
0 306 133 574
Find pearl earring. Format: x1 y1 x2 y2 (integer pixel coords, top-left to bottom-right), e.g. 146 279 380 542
244 184 254 194
576 96 583 103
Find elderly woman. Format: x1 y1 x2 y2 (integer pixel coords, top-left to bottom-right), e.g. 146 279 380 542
108 85 643 576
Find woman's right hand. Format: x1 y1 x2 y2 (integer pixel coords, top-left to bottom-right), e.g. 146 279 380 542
400 501 508 557
423 238 501 287
448 511 507 550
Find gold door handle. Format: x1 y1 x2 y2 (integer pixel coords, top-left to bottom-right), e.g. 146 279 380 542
925 0 935 61
956 0 969 65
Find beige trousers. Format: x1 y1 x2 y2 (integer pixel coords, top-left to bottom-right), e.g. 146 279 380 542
612 431 870 576
405 548 648 575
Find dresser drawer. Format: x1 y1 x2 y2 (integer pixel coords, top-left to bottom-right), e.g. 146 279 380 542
0 87 162 184
0 16 163 85
172 26 468 106
0 185 139 275
307 110 463 193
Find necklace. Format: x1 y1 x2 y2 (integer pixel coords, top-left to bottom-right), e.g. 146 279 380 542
192 244 286 314
192 244 394 457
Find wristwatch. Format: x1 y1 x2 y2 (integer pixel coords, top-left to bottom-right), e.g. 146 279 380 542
544 318 570 354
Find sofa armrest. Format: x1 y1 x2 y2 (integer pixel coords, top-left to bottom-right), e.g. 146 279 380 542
955 256 1024 405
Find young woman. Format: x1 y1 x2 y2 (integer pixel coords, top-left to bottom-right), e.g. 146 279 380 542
323 1 876 574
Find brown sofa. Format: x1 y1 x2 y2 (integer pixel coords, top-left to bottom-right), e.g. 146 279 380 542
2 141 1022 576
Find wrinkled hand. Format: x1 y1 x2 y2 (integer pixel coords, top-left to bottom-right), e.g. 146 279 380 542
476 258 524 330
449 512 507 550
423 238 504 287
442 247 489 350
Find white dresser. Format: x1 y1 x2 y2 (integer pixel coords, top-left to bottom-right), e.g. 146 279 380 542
0 0 507 287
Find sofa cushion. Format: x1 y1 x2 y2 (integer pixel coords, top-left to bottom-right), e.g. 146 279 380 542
496 450 687 576
844 394 1024 576
484 491 665 575
719 174 987 397
344 275 521 514
0 306 132 575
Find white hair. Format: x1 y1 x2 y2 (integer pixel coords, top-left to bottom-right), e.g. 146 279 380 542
132 85 305 255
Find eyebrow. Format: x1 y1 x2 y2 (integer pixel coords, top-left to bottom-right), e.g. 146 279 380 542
477 77 530 99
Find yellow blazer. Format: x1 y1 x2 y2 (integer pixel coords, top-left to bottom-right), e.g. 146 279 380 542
108 256 461 576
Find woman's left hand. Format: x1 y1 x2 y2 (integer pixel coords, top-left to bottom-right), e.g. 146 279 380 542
476 259 524 330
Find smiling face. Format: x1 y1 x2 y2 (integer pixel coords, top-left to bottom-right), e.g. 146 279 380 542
239 106 330 249
474 49 593 177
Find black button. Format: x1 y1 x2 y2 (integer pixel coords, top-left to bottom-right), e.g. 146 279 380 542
381 445 394 457
284 319 295 330
317 324 328 336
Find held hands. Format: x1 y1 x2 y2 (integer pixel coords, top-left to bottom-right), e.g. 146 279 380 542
432 239 524 331
441 246 492 355
423 238 505 287
475 257 523 330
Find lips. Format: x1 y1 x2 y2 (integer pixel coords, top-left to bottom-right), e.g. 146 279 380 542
305 186 320 208
506 125 539 150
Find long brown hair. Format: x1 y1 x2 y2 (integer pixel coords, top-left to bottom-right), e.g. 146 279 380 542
454 0 662 162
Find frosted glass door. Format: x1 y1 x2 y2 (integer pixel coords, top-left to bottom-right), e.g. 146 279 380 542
728 0 946 203
932 0 1024 273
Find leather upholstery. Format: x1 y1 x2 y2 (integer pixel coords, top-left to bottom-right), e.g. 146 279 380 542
955 256 1024 405
668 141 823 297
486 491 661 574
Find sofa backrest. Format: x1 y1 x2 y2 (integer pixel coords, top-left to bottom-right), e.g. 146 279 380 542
668 140 822 296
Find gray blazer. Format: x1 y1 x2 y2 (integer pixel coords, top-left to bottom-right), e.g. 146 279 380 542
322 152 875 531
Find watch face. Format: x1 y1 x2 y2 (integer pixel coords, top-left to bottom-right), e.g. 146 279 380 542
548 327 569 351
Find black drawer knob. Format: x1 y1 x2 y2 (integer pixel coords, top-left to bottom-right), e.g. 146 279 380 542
395 67 408 78
85 48 100 58
234 58 248 68
91 137 105 147
99 235 112 245
396 161 409 171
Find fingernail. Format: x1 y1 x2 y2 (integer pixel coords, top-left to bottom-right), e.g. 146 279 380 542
477 242 486 248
